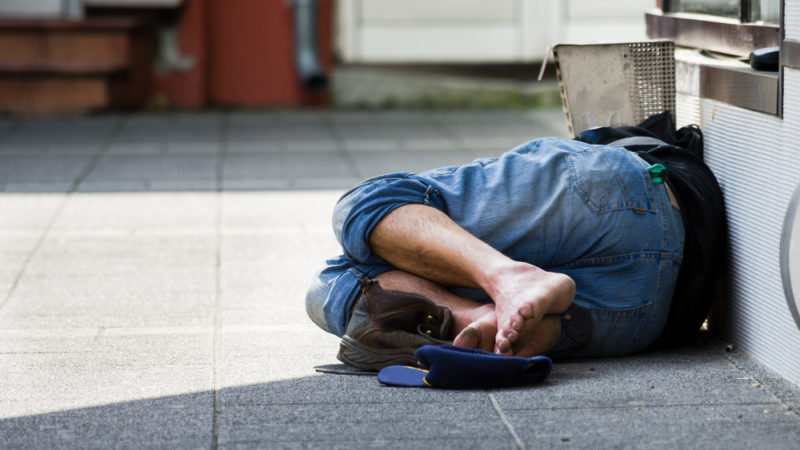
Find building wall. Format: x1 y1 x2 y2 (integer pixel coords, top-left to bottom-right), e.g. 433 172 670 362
149 0 333 108
562 0 651 45
0 1 62 19
674 5 800 385
336 0 652 63
786 0 800 41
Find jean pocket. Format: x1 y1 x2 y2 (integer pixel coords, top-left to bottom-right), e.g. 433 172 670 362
583 302 653 356
566 147 656 215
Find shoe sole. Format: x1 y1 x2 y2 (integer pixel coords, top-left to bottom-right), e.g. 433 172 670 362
337 335 419 371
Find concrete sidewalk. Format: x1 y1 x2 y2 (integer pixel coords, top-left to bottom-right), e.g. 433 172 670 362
0 109 798 449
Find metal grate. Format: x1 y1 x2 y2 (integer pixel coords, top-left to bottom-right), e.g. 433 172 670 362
628 41 676 125
554 41 676 137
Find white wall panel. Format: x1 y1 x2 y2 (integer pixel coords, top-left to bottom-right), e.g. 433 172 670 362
521 0 561 58
360 0 517 22
565 0 652 20
676 92 702 127
337 0 651 63
677 69 800 388
785 0 800 40
555 0 650 44
358 27 519 63
0 0 61 18
562 22 648 45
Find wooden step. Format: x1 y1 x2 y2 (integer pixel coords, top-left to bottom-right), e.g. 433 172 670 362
0 17 153 116
0 17 146 66
0 76 109 116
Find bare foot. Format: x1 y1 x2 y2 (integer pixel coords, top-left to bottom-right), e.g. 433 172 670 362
452 304 497 352
510 315 562 358
487 263 575 355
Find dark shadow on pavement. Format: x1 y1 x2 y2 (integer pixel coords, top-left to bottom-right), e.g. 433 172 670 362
2 343 799 449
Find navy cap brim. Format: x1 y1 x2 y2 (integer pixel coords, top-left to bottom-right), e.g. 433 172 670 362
377 365 431 387
377 345 552 389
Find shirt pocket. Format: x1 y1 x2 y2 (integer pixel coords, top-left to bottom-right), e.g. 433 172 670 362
566 147 656 215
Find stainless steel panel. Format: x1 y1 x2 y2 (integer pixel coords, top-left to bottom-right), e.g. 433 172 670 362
782 39 800 70
646 10 780 57
675 49 780 115
700 65 779 115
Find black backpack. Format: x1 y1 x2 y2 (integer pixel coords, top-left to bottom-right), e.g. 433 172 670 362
578 112 728 347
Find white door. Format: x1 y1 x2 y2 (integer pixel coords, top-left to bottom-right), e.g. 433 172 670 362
0 0 64 18
337 0 653 63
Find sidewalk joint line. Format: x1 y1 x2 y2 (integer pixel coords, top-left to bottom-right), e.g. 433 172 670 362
322 114 361 180
429 112 469 152
489 392 525 450
1 116 126 313
68 115 126 194
211 111 229 450
0 221 54 315
0 116 126 314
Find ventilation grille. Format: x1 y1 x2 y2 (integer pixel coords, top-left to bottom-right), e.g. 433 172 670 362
554 41 675 136
628 41 676 125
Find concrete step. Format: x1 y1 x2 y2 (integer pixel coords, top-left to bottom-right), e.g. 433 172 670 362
0 17 153 116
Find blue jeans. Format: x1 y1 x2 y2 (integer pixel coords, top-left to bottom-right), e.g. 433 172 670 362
306 138 685 357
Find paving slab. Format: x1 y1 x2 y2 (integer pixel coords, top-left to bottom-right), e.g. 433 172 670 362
0 193 65 231
226 110 288 126
228 123 333 142
335 122 445 141
220 191 342 230
217 401 511 447
3 127 116 146
0 284 216 329
81 154 218 184
348 149 479 179
115 124 221 144
492 353 775 410
223 151 356 183
0 330 213 418
50 192 217 233
0 143 49 156
343 138 403 152
106 142 163 155
287 140 343 153
0 156 94 190
0 234 40 297
0 394 214 448
0 143 105 157
227 141 284 153
402 136 462 151
1 232 217 329
507 403 800 449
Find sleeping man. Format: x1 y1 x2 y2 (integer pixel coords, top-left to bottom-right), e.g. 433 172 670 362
305 113 725 369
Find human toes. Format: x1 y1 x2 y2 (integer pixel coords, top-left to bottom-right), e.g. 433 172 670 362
498 311 525 338
501 314 525 340
454 327 480 349
517 302 534 319
512 315 561 357
494 333 513 355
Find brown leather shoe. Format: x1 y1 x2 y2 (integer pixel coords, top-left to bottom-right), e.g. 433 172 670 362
337 279 453 370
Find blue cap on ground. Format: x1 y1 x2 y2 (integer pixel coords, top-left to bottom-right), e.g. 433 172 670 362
377 345 552 389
